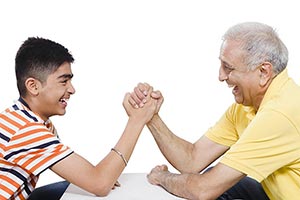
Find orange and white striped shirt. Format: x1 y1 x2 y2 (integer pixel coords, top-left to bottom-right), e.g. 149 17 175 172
0 99 73 200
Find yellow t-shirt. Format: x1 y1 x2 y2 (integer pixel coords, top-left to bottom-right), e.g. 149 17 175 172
205 69 300 200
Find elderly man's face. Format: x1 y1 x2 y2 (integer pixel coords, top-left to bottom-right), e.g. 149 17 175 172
218 40 262 107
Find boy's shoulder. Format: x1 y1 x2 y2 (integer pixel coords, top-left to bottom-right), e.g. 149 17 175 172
1 100 43 129
0 101 51 142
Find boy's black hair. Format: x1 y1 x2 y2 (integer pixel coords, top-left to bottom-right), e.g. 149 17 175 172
15 37 74 96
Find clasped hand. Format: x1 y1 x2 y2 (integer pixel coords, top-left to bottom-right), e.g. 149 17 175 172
128 82 163 112
126 82 169 186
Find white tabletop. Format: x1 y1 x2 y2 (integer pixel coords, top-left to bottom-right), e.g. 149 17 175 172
60 173 184 200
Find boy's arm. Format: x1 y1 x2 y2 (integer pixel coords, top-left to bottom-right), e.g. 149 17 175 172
51 91 158 196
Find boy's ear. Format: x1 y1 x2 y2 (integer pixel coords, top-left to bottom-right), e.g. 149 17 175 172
25 78 41 96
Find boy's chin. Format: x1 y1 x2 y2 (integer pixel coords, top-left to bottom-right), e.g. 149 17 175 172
55 110 67 116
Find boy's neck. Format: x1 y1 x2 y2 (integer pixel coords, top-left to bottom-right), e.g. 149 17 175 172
19 96 49 121
19 97 31 110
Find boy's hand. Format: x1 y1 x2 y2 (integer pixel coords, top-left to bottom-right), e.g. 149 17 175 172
128 82 164 114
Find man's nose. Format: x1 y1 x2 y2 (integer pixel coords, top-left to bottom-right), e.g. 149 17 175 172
218 67 228 82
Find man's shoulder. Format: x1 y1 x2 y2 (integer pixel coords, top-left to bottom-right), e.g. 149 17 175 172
226 103 252 115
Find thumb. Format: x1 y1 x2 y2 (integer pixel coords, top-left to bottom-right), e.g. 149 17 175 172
151 90 162 99
122 92 131 108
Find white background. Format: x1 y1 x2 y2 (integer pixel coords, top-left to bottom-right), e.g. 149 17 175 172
1 0 300 187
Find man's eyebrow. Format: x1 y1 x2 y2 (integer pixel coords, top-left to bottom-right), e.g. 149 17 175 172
219 57 227 64
57 73 74 79
220 60 231 67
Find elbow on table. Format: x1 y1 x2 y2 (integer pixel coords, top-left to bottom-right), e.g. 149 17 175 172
194 193 215 200
190 185 223 200
192 189 220 200
89 183 112 197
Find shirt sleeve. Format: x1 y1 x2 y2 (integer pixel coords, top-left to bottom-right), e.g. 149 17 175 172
5 122 73 176
205 103 248 147
221 109 300 182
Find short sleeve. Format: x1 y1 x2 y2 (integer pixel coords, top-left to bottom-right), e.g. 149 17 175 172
4 122 73 176
221 109 300 181
205 104 250 147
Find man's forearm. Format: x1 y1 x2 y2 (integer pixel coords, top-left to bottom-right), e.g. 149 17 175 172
147 114 196 172
158 172 207 200
155 163 246 200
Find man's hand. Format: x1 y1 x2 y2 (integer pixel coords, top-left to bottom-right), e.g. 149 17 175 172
128 82 164 114
147 164 170 186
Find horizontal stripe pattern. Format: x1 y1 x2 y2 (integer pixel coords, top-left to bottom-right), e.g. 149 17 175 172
0 100 73 199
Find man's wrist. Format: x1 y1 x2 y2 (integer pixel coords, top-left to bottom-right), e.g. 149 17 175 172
147 114 160 126
160 171 174 188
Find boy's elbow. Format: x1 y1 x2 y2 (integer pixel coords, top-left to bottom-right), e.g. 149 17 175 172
90 183 112 197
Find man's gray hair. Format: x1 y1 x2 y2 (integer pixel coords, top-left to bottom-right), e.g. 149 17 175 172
222 22 288 74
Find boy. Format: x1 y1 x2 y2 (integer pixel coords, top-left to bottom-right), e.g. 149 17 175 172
0 37 157 200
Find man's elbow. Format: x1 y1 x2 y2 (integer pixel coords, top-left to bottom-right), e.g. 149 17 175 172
187 190 217 200
186 177 218 200
194 193 216 200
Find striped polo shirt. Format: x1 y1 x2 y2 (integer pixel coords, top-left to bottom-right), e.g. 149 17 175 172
0 99 73 200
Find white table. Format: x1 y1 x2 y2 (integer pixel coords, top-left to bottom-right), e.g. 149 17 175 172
60 173 184 200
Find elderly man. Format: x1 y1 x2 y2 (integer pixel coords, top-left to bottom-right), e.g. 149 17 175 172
130 22 300 199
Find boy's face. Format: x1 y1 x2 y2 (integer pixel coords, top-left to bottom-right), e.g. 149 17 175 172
37 62 75 120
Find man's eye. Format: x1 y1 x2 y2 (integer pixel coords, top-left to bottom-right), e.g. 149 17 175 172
225 65 234 71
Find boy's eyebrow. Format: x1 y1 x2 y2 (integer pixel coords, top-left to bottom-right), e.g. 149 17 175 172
57 73 74 79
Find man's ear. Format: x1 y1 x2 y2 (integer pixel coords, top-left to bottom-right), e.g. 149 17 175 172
25 78 41 96
259 62 273 86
